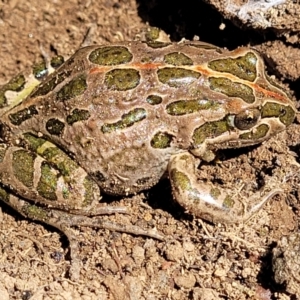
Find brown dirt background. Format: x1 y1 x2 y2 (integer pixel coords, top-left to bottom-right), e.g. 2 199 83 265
1 0 300 299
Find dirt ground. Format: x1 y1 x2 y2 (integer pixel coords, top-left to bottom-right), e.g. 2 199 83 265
0 0 300 299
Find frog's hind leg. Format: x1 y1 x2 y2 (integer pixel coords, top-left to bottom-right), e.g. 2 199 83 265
168 152 282 224
0 135 127 215
0 189 84 280
0 187 164 280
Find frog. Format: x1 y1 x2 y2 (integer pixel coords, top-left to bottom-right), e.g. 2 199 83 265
0 36 296 279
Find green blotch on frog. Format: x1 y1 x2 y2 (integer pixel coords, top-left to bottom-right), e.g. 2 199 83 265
0 74 26 108
146 95 162 105
46 118 65 135
193 117 233 146
9 105 38 126
208 77 255 103
101 108 146 133
262 102 295 126
151 132 173 149
56 73 87 101
89 46 133 66
12 149 36 188
104 69 140 91
208 52 257 82
67 108 91 125
239 124 270 140
37 161 58 201
157 68 200 87
166 99 218 115
164 52 193 66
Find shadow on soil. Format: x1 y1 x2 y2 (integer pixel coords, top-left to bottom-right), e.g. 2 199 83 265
136 0 275 48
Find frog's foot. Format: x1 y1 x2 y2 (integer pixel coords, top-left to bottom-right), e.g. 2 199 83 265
1 188 164 280
168 152 282 224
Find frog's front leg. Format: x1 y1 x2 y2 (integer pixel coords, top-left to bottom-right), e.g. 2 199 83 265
168 152 281 224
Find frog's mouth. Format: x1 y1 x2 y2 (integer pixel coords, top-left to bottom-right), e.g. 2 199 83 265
190 104 294 155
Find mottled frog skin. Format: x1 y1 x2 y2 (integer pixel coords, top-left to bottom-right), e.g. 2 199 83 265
0 40 296 227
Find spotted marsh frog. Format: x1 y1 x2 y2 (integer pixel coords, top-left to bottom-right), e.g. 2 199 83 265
0 39 296 278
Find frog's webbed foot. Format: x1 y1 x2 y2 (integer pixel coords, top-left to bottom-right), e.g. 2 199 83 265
168 152 282 224
1 188 164 280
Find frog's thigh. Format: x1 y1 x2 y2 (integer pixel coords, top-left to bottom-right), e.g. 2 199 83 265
168 152 281 224
0 144 100 211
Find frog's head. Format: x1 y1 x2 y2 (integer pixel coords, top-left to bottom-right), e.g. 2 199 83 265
190 48 296 158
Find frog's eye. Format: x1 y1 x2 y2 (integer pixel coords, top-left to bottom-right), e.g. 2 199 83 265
234 108 261 130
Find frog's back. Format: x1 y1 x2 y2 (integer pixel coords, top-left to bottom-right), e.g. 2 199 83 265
1 41 295 195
